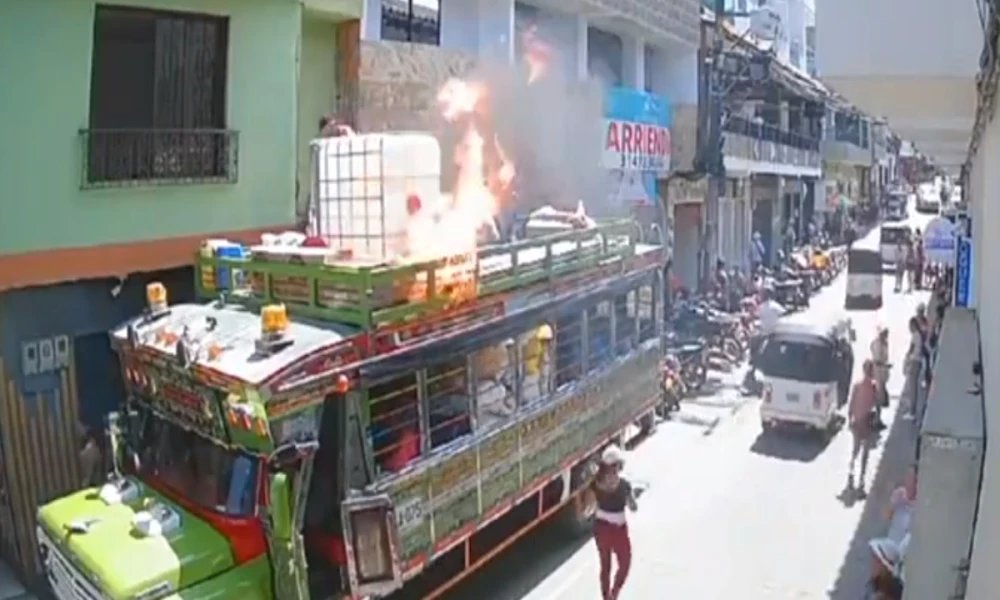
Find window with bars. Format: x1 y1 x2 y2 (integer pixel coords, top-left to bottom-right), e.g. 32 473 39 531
83 6 236 187
381 0 440 45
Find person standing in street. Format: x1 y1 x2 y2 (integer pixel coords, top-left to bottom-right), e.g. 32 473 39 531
904 238 917 293
902 317 922 421
870 327 891 430
914 236 926 290
584 445 637 600
743 286 783 390
849 359 880 497
894 242 906 293
748 231 766 273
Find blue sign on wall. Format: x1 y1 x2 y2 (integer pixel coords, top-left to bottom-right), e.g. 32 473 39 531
603 87 672 206
955 235 973 308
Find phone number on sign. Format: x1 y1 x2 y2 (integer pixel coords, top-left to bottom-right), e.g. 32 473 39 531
616 153 668 171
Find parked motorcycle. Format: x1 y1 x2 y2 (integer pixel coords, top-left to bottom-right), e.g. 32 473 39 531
657 354 685 417
664 334 708 391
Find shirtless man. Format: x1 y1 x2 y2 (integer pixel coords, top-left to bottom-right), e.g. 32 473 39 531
849 359 879 497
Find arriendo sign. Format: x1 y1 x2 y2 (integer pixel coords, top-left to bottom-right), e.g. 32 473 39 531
603 119 671 173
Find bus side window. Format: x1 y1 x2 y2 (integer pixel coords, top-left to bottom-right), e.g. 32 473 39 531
368 374 421 475
587 300 613 370
520 323 554 406
555 312 584 388
614 291 637 355
425 359 472 449
472 339 516 432
637 285 656 342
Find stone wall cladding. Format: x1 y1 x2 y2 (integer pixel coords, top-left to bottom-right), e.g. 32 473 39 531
357 40 477 132
671 104 699 171
583 0 701 48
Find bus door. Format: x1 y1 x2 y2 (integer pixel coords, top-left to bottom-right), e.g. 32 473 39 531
267 441 318 600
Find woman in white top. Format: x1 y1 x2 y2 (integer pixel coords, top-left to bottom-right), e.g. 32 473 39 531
583 445 637 600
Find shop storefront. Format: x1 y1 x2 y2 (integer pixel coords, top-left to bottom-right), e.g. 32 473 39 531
602 87 672 225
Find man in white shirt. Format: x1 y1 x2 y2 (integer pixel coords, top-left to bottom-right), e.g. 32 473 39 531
744 288 784 390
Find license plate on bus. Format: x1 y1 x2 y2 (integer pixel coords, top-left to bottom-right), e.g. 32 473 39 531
786 393 799 403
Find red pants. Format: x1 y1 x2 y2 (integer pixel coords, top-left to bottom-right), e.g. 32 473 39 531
594 519 632 600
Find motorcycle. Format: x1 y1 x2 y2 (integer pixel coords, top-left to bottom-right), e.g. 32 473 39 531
664 334 708 391
673 304 744 365
657 354 685 417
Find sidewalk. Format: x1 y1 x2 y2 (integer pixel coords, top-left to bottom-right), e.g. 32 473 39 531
0 562 33 600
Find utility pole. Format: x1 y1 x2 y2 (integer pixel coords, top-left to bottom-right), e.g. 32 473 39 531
701 0 727 290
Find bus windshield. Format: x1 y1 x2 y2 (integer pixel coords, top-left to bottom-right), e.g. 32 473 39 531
134 410 258 517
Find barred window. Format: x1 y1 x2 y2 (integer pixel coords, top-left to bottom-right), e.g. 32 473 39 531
638 285 656 342
368 374 421 475
588 300 614 370
381 0 440 46
472 341 517 432
554 313 584 388
520 323 554 406
425 358 472 449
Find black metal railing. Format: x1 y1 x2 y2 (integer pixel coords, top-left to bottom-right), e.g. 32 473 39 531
80 128 239 188
723 116 820 151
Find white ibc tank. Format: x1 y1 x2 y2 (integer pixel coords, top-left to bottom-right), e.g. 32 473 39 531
313 133 441 262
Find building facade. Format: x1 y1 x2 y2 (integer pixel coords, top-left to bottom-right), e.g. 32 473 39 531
355 0 701 252
0 0 362 579
681 12 824 290
820 100 875 221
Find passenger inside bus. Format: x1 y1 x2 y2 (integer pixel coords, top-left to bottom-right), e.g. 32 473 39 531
369 375 422 474
520 323 553 404
474 339 517 430
427 359 472 448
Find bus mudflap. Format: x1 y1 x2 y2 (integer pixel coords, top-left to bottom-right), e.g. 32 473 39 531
341 494 403 597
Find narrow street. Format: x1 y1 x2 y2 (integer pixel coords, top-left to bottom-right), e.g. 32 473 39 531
444 214 933 600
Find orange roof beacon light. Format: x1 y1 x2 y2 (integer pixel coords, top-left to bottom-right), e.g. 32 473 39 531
146 282 168 315
257 304 292 353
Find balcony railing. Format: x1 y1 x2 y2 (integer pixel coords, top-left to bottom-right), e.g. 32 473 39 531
80 128 239 189
724 116 820 152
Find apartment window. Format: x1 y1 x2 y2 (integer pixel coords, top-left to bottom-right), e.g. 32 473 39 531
84 6 236 187
382 0 440 45
588 27 623 86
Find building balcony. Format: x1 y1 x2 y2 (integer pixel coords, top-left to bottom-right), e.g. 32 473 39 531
722 116 821 176
79 129 239 189
821 136 872 167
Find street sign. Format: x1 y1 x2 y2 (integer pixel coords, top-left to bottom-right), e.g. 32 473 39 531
923 216 957 264
955 236 973 307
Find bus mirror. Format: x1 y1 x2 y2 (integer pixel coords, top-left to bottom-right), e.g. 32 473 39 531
269 473 293 540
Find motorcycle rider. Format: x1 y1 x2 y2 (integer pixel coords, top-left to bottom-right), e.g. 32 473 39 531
743 286 783 390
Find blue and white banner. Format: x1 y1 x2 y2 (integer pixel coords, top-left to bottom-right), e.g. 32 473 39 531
603 87 672 206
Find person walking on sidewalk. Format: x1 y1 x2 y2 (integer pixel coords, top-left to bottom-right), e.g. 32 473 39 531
893 242 906 293
584 445 637 600
902 318 922 421
849 359 880 498
870 327 891 430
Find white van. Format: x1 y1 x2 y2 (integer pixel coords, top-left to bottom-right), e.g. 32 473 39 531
880 224 911 266
759 321 855 434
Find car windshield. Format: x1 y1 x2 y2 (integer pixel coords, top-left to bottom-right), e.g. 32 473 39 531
759 338 836 383
134 410 258 517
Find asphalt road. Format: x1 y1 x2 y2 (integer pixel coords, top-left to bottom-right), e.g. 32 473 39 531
442 209 935 600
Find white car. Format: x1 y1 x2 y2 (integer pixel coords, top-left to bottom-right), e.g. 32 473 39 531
916 194 941 214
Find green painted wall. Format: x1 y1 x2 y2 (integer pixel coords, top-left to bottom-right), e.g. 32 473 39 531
0 0 301 256
296 13 340 221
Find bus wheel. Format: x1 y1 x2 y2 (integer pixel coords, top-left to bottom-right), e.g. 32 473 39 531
557 492 594 539
639 410 657 435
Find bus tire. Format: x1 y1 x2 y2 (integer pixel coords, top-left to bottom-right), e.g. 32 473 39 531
557 492 594 539
639 410 657 435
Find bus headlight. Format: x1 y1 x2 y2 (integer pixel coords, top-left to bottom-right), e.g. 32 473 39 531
351 507 394 582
